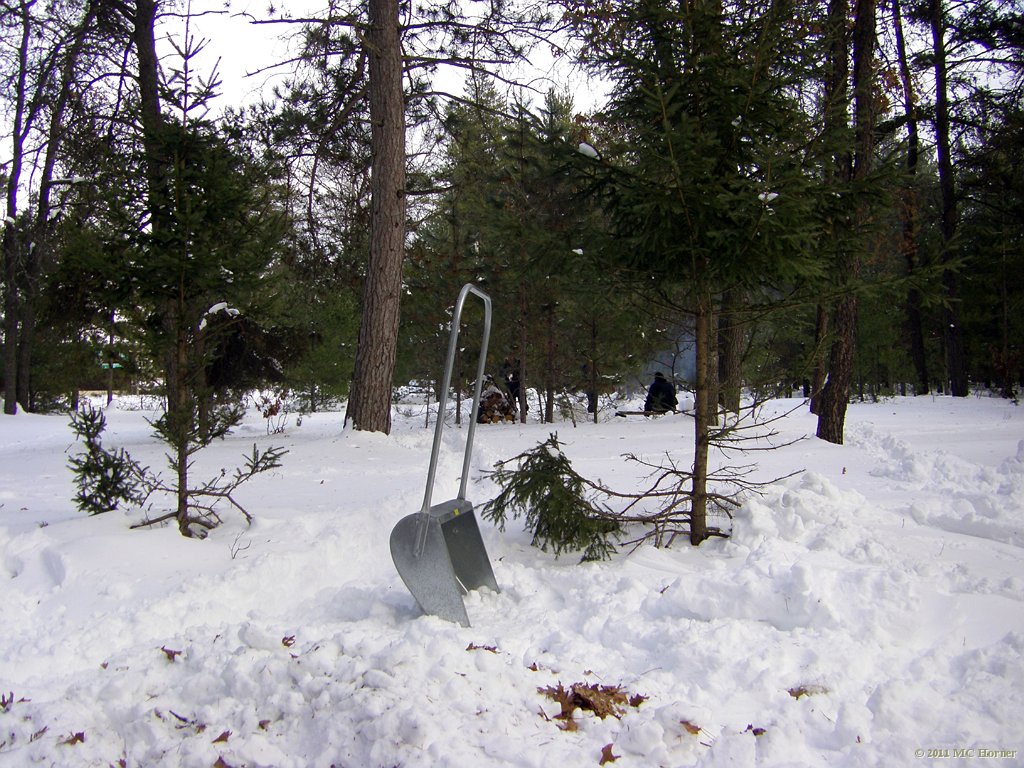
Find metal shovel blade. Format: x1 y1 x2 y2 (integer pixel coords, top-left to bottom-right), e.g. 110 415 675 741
390 283 499 626
389 499 498 627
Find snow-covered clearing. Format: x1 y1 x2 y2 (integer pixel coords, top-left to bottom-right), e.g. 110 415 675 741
1 393 1022 767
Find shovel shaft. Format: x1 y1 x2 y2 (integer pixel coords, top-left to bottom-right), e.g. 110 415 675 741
417 284 491 555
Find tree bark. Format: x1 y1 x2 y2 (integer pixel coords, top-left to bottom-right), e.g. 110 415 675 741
718 290 742 414
3 1 33 415
133 0 192 532
810 303 829 414
518 288 528 422
346 0 406 433
892 0 929 396
16 3 98 411
690 290 712 545
817 0 875 444
929 0 967 397
810 0 849 419
707 305 719 427
544 304 555 424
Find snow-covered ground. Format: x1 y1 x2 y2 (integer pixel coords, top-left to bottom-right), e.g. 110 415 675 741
1 392 1022 767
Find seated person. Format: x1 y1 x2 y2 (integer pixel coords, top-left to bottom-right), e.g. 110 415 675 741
644 371 678 413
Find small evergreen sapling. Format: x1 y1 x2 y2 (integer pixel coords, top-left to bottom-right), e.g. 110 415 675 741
482 434 619 561
68 405 148 515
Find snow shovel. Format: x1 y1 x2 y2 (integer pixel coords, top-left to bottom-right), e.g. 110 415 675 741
389 283 500 627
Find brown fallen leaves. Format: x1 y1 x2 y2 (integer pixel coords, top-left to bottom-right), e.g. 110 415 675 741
680 719 702 736
788 684 829 700
600 742 619 764
538 682 646 732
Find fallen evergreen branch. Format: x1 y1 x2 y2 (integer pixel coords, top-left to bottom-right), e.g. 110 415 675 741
68 405 151 515
484 398 807 555
482 433 620 561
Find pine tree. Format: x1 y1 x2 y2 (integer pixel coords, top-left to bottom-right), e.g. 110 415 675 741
562 0 826 541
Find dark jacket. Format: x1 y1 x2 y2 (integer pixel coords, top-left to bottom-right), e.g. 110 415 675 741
644 373 678 413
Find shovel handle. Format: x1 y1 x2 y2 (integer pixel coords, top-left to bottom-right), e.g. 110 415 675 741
419 283 491 525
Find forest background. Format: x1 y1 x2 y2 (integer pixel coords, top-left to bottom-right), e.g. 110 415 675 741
1 0 1021 499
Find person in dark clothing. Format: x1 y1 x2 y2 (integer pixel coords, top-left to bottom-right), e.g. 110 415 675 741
502 356 522 412
644 371 678 413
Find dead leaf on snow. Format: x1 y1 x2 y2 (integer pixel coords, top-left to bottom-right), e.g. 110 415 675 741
788 684 829 700
600 743 619 764
680 719 702 736
539 681 645 731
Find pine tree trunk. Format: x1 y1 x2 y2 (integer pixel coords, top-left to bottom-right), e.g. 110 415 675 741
544 305 555 423
346 0 406 434
133 0 194 533
15 5 95 413
2 3 31 416
810 303 829 414
929 0 967 397
15 308 35 410
998 251 1014 399
817 0 875 444
893 0 929 395
707 306 719 427
3 228 21 415
690 291 712 545
518 289 528 423
811 0 850 419
718 290 742 414
815 291 857 443
174 315 191 533
589 318 599 423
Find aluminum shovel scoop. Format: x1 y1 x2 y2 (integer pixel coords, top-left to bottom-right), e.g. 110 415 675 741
389 283 499 627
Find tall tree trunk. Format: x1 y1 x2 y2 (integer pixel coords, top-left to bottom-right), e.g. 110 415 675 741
346 0 406 433
810 303 829 414
3 1 32 416
589 317 599 423
892 0 929 395
690 290 712 545
3 223 23 415
929 0 967 397
174 298 191 527
810 0 850 418
707 306 719 427
544 304 555 423
133 0 191 532
517 287 528 422
18 3 98 411
817 0 876 444
815 293 858 443
998 240 1014 399
718 290 742 414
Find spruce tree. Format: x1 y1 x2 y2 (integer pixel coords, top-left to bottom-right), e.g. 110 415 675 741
562 0 826 542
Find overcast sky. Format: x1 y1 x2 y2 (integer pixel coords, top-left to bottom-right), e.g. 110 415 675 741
169 0 607 116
